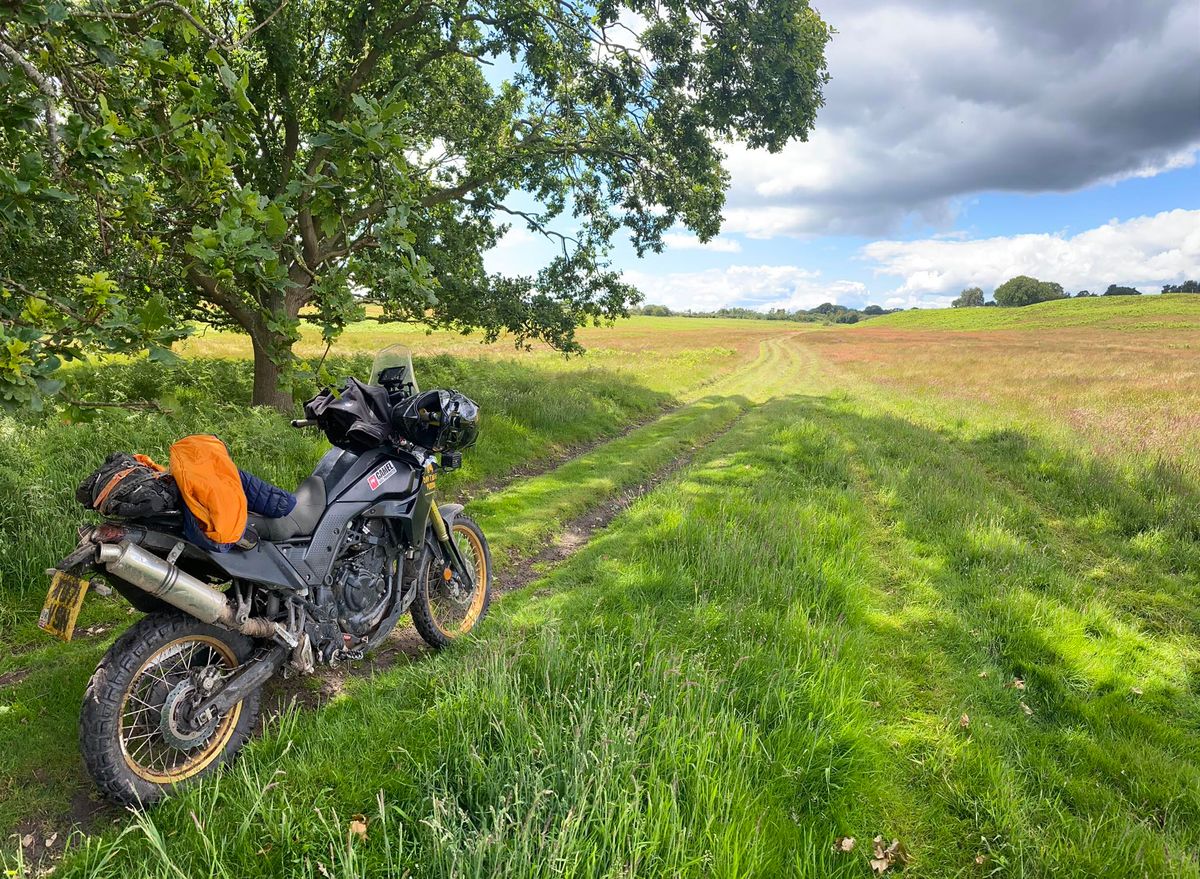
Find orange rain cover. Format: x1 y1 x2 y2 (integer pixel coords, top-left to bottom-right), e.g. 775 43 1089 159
169 435 247 544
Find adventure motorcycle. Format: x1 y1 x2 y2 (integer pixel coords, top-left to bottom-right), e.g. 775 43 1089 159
39 346 490 805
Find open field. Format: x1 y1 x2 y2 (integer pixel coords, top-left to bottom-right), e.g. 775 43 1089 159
3 302 1200 877
176 315 805 398
866 294 1200 331
805 322 1200 474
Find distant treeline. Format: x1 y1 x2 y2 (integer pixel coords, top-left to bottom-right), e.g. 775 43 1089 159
636 279 1200 321
952 278 1200 308
633 302 903 323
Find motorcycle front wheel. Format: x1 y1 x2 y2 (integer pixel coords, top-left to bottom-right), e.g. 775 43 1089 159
411 514 492 649
80 612 262 806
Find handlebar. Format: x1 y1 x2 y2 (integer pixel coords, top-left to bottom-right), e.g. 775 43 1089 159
290 418 317 429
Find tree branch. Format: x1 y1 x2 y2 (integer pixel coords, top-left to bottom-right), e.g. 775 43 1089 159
0 33 61 170
420 173 494 208
82 1 220 46
303 0 431 178
186 267 260 332
234 0 289 47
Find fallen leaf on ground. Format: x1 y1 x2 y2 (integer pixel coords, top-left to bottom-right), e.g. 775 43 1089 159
978 671 988 678
832 836 855 853
870 836 909 874
21 834 33 848
1020 701 1033 716
1008 678 1026 690
1131 686 1143 696
975 853 987 865
349 814 369 841
959 713 970 729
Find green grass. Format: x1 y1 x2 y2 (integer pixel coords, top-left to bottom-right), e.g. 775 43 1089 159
17 380 1199 878
4 321 1200 877
865 293 1200 331
0 342 772 843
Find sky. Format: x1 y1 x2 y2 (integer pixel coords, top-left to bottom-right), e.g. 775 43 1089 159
486 0 1200 312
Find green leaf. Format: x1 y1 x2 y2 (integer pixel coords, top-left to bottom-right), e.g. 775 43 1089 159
147 346 181 364
138 295 173 333
263 203 288 240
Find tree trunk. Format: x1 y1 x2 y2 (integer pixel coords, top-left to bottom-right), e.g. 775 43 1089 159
250 335 294 412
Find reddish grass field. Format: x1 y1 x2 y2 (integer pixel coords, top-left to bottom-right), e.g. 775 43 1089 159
800 326 1200 472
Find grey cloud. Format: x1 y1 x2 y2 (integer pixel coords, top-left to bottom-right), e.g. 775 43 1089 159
721 0 1200 236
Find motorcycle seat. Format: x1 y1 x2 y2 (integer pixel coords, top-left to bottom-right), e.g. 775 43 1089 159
247 475 326 541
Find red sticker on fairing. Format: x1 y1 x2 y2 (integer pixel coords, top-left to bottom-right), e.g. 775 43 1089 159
367 461 397 491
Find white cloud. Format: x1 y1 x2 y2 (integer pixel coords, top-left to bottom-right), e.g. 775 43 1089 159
624 265 864 312
861 208 1200 299
717 0 1200 237
662 233 742 253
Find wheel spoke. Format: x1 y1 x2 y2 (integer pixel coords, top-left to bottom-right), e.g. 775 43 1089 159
118 633 242 783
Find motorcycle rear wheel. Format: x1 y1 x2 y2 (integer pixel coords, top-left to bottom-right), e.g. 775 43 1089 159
80 612 262 805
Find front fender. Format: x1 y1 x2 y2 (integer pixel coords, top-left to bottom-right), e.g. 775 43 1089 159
437 503 465 529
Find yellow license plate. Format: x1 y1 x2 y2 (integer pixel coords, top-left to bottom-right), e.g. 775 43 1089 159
38 570 91 642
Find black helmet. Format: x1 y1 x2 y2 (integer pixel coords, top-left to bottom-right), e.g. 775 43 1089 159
392 389 479 452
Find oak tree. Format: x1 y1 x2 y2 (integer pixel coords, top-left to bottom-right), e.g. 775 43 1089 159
1 0 831 408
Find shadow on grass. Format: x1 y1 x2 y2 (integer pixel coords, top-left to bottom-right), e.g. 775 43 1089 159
4 392 1200 878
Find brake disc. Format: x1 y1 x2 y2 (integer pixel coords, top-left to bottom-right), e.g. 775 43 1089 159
159 680 219 750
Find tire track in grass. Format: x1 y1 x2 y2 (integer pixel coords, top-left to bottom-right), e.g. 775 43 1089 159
1 338 798 867
303 336 813 684
800 397 1200 875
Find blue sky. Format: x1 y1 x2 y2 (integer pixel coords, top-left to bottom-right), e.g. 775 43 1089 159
486 0 1200 312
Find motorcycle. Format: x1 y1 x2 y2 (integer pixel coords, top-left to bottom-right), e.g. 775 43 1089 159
38 346 491 805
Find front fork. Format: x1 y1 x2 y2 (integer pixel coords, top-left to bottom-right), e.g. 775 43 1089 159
420 462 474 588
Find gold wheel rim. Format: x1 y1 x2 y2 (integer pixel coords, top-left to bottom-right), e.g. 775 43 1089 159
429 524 488 639
118 635 243 785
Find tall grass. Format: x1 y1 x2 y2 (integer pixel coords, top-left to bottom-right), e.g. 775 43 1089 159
0 355 669 620
39 387 1200 877
5 320 1200 877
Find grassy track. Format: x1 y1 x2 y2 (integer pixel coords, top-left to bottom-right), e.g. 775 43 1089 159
34 380 1200 877
5 306 1200 877
473 396 747 564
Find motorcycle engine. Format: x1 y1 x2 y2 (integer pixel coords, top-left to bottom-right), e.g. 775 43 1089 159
330 520 396 637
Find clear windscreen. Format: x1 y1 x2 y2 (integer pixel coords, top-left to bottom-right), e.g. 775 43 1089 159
369 345 419 396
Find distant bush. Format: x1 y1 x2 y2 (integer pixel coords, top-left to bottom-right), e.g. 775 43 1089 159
994 275 1067 307
951 287 985 308
1103 284 1141 296
1162 281 1200 293
1075 290 1095 297
639 304 673 316
863 305 885 315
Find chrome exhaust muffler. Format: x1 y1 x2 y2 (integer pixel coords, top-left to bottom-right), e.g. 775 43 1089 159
97 540 274 637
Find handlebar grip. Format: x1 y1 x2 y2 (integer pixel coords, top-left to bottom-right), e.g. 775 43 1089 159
291 418 317 428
